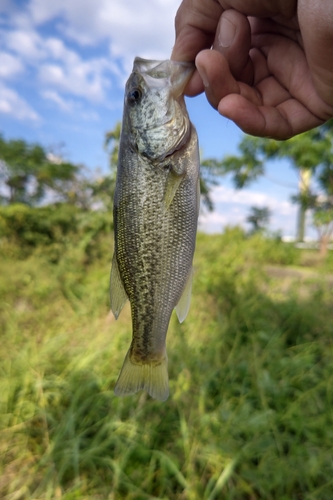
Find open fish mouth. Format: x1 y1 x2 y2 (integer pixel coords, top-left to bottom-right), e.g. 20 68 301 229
133 57 195 97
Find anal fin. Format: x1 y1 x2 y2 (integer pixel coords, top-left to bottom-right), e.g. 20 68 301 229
110 253 128 319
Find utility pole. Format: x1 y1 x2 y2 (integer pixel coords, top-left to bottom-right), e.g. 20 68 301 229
296 168 311 242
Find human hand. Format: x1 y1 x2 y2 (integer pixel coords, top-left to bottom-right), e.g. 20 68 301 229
171 0 333 139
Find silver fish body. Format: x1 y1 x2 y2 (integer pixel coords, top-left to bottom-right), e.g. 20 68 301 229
110 58 200 401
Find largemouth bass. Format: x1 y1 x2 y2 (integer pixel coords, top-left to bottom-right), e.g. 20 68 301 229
110 57 200 401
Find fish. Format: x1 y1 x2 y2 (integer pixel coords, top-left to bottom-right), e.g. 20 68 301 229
110 57 200 401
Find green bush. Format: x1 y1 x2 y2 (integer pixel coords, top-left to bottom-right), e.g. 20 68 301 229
0 203 112 262
0 203 78 246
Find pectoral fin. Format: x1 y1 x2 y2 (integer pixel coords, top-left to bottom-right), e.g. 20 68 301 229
175 267 193 323
164 171 183 210
110 253 128 319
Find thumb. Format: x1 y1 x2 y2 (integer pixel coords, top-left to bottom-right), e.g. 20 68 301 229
212 9 253 84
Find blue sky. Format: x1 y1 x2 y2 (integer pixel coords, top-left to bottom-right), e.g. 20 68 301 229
0 0 310 238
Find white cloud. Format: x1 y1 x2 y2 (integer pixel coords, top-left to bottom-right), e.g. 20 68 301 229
1 0 180 120
38 58 110 102
0 51 24 78
41 89 100 121
199 185 297 234
211 185 295 214
0 83 40 121
5 29 44 59
2 25 116 102
41 90 74 112
27 0 179 67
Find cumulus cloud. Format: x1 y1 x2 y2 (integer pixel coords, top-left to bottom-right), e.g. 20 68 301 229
41 90 74 112
211 185 295 216
0 51 24 78
27 0 179 67
0 0 180 123
0 83 39 121
5 28 44 59
39 59 109 102
1 26 117 103
41 89 100 121
199 185 297 234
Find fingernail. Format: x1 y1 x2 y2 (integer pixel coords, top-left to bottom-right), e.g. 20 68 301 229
218 17 236 48
196 63 209 87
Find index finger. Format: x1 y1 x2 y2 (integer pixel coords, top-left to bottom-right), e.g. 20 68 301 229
171 0 223 61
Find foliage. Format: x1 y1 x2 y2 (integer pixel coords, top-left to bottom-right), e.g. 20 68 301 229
0 135 78 205
198 157 222 212
246 206 271 233
0 203 112 262
2 229 333 499
312 203 333 256
105 121 121 172
220 137 264 188
219 122 333 243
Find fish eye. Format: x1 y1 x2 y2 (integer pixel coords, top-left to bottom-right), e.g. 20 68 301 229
127 88 142 104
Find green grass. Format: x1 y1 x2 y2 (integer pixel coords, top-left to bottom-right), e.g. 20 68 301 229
1 229 333 499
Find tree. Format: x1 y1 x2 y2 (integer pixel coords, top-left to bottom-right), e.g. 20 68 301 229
246 206 271 234
220 121 333 244
102 122 121 210
199 157 221 212
313 203 333 257
312 160 333 256
0 135 78 206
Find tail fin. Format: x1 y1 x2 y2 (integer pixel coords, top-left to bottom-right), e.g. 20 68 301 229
114 348 169 401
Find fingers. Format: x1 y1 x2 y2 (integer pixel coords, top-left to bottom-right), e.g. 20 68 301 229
171 0 223 62
195 50 240 109
193 10 253 108
299 0 333 108
220 0 296 18
216 32 329 138
252 33 333 121
212 10 253 83
218 93 324 139
172 0 333 139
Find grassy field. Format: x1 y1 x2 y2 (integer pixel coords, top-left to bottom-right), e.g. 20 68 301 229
1 228 333 499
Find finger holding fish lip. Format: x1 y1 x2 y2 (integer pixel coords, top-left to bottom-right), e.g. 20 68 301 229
195 10 253 110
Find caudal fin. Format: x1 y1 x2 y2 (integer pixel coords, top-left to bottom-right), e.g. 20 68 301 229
114 349 169 401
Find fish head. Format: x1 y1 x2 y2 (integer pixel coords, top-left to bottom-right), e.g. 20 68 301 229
123 58 194 161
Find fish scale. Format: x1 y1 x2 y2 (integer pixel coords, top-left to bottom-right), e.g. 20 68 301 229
110 58 200 401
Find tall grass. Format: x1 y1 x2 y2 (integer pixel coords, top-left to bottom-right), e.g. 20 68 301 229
1 228 333 499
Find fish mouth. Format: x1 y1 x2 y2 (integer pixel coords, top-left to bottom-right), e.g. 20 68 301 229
133 57 194 97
